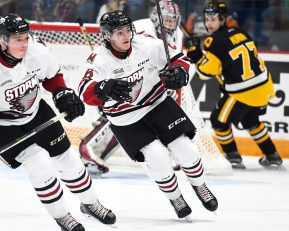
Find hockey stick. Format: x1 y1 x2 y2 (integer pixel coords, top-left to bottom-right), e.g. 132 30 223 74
77 17 94 51
155 0 172 68
0 112 67 157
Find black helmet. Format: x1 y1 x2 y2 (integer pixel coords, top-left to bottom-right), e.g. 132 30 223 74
204 1 228 19
0 14 29 36
100 10 134 43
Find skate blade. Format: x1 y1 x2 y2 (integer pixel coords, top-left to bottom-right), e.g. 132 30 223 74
183 215 193 223
82 213 118 228
261 163 286 170
231 162 246 169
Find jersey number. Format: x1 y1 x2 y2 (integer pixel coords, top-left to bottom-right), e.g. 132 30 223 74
229 41 265 80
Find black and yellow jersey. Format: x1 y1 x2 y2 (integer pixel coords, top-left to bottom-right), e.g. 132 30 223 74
196 26 274 107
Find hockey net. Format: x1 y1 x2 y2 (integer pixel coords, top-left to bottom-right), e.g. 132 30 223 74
29 22 231 175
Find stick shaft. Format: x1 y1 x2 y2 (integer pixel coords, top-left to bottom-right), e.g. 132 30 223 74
155 0 172 67
77 17 94 51
0 112 67 155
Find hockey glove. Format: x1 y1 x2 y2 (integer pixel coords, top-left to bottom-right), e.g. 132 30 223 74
53 88 85 122
94 79 132 102
184 35 203 63
160 65 189 90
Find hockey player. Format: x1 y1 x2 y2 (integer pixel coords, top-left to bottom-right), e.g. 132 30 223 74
0 14 116 231
78 10 218 219
185 1 283 168
79 0 185 173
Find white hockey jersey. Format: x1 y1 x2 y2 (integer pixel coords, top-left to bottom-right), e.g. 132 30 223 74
79 34 191 126
133 18 195 80
0 36 60 126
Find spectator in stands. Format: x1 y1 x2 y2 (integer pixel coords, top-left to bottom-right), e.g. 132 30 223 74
0 0 17 16
74 0 97 23
96 0 124 23
231 0 270 46
122 0 152 21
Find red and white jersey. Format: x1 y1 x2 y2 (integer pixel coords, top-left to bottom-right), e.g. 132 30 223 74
133 18 195 80
79 34 191 126
0 36 60 126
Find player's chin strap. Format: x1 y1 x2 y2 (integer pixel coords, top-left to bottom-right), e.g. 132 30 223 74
0 46 22 66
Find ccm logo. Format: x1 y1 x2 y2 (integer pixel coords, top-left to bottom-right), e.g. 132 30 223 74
168 117 186 130
50 132 66 146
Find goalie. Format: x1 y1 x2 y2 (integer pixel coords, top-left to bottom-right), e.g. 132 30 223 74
79 109 118 176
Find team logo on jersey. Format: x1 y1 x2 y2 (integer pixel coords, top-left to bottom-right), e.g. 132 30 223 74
121 67 144 103
86 53 97 64
5 75 38 113
204 37 213 48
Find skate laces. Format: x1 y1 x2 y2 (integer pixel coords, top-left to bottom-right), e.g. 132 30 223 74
196 184 214 202
56 213 79 230
171 196 187 211
87 200 110 219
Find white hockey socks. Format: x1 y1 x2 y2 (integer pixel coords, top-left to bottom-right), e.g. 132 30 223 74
16 144 68 218
168 135 205 186
52 148 98 205
142 139 181 200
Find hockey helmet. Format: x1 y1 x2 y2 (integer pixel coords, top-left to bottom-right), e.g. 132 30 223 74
0 14 29 37
100 10 134 43
150 0 181 35
203 1 228 20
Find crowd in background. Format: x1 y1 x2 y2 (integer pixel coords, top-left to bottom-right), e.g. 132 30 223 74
0 0 288 51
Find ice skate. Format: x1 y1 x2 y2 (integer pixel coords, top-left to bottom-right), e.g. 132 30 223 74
80 200 116 225
55 213 85 231
259 152 283 167
225 151 245 169
170 195 192 219
192 183 218 212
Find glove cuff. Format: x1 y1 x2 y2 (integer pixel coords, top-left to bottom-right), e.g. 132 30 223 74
94 81 109 101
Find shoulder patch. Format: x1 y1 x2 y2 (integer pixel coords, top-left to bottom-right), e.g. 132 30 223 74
204 37 213 48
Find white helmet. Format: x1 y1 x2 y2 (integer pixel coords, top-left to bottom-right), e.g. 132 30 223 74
150 0 181 36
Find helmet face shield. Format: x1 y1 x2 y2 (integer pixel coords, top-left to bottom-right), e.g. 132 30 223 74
162 13 180 34
150 0 181 35
110 25 133 42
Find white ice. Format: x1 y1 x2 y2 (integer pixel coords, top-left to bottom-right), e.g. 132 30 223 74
0 156 289 231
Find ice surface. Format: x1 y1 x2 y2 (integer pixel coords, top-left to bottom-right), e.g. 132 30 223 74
0 156 288 231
